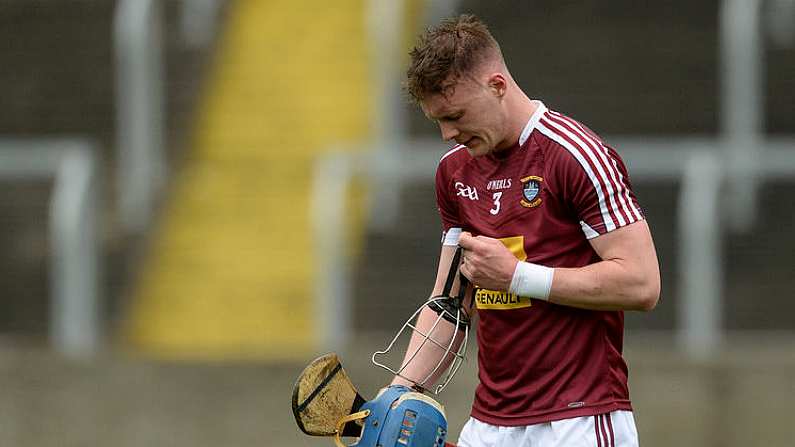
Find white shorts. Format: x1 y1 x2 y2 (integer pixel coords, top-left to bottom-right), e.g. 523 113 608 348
457 411 639 447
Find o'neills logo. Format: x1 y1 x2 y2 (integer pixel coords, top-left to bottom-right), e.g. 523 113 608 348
475 289 532 310
520 175 543 208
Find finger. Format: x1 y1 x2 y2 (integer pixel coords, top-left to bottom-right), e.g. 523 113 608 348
459 233 484 251
459 262 472 280
458 232 474 248
474 234 498 244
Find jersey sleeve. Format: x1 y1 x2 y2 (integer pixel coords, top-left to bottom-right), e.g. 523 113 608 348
548 134 644 239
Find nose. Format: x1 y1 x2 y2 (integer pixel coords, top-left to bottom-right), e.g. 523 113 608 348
439 121 459 142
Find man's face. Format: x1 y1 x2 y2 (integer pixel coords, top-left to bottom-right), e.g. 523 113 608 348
420 76 506 157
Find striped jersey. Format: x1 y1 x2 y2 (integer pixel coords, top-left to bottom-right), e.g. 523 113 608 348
435 101 643 425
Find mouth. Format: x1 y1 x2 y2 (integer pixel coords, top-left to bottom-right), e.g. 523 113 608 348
460 136 477 147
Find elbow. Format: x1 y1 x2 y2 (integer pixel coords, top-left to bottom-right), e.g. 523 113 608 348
637 290 659 312
635 277 660 312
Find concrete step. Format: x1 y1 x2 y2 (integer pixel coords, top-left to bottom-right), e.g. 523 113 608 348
0 333 792 447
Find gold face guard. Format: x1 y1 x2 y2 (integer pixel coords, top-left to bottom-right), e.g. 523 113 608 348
333 409 370 447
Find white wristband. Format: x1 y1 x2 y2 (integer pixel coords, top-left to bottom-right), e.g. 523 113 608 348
508 261 554 300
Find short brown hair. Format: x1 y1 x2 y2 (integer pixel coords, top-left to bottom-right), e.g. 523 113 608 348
405 14 502 103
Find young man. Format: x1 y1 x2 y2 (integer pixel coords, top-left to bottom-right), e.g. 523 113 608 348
391 14 660 447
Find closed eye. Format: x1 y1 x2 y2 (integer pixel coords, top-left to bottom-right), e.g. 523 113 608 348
440 112 464 122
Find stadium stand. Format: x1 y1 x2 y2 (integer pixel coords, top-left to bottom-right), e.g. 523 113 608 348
0 1 794 446
0 0 217 336
123 0 373 359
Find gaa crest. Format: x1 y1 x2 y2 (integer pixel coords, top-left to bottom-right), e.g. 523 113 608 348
520 175 543 208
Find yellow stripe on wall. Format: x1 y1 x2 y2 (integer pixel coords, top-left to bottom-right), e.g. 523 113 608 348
122 0 375 360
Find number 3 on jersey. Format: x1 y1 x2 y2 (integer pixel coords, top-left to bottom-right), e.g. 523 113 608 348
490 192 502 215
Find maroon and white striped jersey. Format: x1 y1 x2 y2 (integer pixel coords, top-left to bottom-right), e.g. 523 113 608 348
435 101 643 425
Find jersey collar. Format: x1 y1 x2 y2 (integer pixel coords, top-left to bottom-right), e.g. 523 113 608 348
518 100 547 147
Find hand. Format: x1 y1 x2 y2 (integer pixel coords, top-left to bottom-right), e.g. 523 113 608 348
457 232 518 291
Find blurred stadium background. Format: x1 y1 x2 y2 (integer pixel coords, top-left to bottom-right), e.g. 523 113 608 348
1 0 794 445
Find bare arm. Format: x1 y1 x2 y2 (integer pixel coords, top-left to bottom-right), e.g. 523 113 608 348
458 219 660 312
390 244 473 389
550 220 660 311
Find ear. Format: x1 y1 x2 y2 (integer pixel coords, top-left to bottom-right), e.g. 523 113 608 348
486 73 507 98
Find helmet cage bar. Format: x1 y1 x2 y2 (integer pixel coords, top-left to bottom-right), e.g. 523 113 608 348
372 295 470 395
400 307 467 393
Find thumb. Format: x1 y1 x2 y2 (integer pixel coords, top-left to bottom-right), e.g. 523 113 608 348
458 231 474 248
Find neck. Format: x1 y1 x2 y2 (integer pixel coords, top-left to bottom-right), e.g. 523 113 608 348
495 91 537 151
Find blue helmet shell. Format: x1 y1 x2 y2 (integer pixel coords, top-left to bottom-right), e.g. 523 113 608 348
352 385 447 447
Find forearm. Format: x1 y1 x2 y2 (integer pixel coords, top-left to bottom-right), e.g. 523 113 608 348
391 306 465 389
